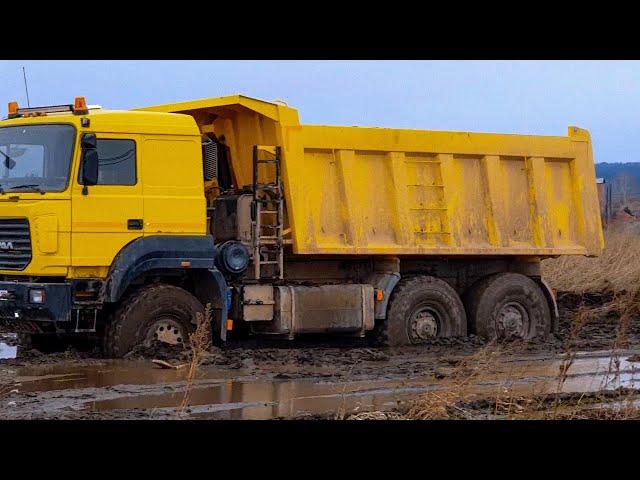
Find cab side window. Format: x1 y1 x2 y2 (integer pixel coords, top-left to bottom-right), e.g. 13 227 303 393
80 139 136 185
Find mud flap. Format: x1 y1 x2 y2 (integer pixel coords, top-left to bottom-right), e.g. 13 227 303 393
190 268 229 344
212 269 230 344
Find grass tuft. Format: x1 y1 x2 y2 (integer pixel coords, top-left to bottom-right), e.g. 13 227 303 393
178 304 213 415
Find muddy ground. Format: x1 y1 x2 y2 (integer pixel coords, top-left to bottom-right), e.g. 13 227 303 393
2 293 640 420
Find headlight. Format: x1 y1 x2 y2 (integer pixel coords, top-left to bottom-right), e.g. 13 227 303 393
29 289 46 304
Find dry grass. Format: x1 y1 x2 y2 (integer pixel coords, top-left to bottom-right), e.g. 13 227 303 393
347 411 406 420
178 304 213 415
542 230 640 294
0 383 15 399
400 350 640 420
542 394 640 419
406 343 506 420
403 343 559 420
335 363 357 420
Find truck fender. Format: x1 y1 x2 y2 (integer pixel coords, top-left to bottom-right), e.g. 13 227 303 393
537 278 559 333
366 272 401 319
190 268 229 343
102 235 217 304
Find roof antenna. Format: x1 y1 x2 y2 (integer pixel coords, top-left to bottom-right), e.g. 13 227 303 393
22 66 31 107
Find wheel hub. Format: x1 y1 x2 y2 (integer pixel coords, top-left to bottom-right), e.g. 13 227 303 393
496 303 528 339
145 318 186 346
410 309 439 341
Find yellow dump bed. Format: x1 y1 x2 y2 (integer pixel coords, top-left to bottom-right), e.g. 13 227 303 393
138 95 604 257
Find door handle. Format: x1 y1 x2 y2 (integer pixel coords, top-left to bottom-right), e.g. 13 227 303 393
127 219 143 230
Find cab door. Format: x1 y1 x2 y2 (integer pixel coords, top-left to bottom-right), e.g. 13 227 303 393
71 134 143 268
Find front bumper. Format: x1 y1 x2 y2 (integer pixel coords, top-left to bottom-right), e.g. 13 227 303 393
0 281 72 323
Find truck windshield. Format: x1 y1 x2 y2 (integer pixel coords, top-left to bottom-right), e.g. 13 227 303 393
0 124 75 193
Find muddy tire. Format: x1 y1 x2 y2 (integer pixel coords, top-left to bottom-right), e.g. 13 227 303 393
372 275 467 346
103 284 204 358
465 273 551 341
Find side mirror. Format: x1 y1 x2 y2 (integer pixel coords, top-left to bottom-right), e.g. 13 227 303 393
81 149 99 186
80 133 98 194
81 133 97 149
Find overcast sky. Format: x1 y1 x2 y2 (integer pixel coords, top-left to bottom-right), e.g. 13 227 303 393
0 60 636 163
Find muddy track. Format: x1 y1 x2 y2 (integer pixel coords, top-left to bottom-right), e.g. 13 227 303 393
2 294 640 420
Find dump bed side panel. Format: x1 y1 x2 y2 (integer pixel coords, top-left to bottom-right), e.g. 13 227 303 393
136 97 603 258
282 125 603 256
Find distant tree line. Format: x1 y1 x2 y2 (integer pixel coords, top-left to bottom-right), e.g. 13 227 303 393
596 163 640 207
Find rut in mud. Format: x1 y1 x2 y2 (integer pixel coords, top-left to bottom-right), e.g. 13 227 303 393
1 292 640 420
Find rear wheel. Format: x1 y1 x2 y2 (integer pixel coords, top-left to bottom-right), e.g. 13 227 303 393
373 275 467 346
103 284 204 358
465 273 551 341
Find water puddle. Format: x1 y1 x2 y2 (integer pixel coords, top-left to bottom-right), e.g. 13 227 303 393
483 351 640 393
15 360 241 392
4 348 640 419
88 374 453 419
0 335 17 360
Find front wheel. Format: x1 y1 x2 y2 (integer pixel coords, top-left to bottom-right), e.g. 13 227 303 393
372 275 467 346
103 284 204 358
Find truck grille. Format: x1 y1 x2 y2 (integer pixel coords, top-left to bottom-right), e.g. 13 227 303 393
0 218 32 270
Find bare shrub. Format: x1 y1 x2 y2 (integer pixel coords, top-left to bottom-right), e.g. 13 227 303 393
178 304 213 415
0 383 14 399
406 343 505 419
347 411 406 420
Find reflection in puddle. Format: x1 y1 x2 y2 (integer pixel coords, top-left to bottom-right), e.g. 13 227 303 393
0 339 17 360
86 377 439 419
15 360 243 392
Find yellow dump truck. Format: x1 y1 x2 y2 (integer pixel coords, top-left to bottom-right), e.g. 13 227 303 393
0 95 603 355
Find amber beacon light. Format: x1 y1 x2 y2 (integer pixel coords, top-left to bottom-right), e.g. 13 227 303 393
73 96 89 115
7 101 19 119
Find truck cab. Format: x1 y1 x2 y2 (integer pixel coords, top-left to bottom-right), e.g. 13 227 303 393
0 98 227 354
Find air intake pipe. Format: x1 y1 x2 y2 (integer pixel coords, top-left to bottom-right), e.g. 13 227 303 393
215 241 250 277
202 137 218 181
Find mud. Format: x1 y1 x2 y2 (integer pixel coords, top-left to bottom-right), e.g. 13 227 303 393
1 292 640 420
555 292 640 351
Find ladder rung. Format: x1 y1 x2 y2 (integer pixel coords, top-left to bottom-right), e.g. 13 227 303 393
260 210 279 214
260 236 280 240
256 159 279 164
259 261 280 265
